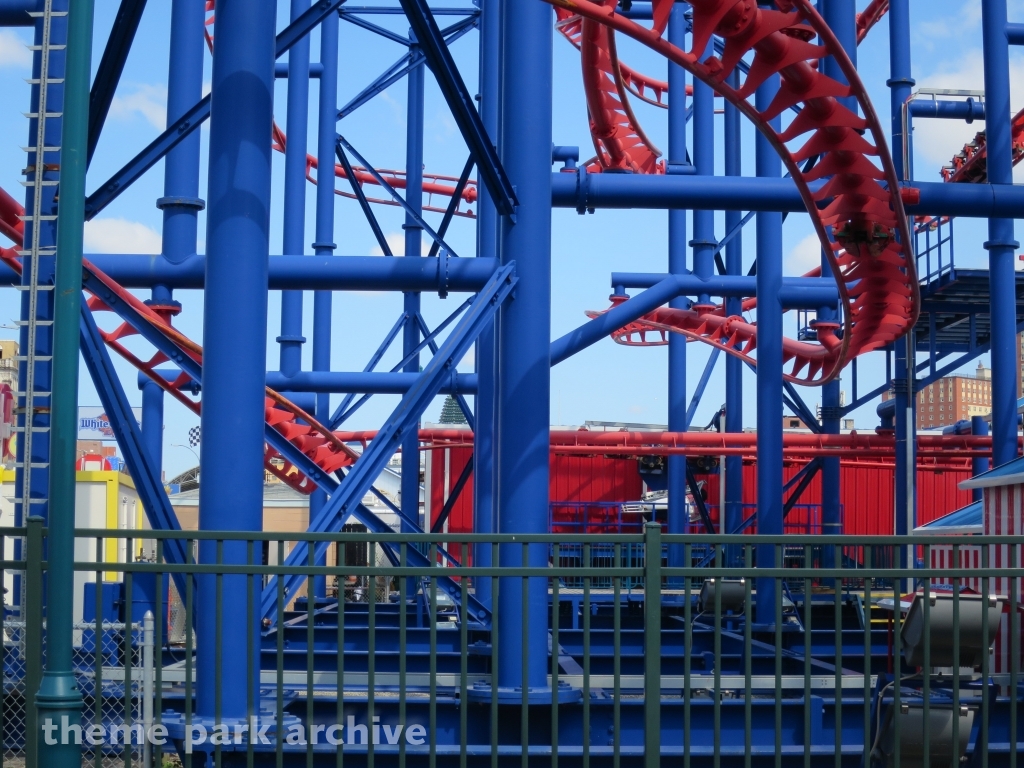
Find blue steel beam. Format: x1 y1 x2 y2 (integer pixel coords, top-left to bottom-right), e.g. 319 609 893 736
84 0 346 219
414 312 475 429
336 16 477 119
551 171 1024 218
666 4 688 584
311 3 338 598
330 297 474 426
86 0 147 165
609 273 839 308
335 139 393 255
78 306 189 597
338 136 460 257
260 263 516 624
268 370 477 393
329 313 406 427
398 0 517 216
341 12 410 45
428 155 475 260
782 381 821 433
14 253 500 291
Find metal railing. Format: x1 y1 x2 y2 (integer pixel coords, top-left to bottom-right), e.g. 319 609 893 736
3 521 1023 767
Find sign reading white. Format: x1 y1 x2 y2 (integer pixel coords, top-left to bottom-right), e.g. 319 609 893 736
78 406 142 441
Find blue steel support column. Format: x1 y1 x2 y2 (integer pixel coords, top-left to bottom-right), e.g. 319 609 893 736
723 68 742 564
982 0 1020 467
473 0 500 607
309 6 338 601
690 39 715 306
149 0 206 477
971 416 990 501
666 4 688 572
197 0 275 720
754 68 783 626
401 43 425 532
888 0 916 543
278 0 310 378
819 0 856 559
140 380 163 472
496 0 551 693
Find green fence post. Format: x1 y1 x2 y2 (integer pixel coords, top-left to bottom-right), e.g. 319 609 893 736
24 516 44 768
644 523 662 768
35 0 93 764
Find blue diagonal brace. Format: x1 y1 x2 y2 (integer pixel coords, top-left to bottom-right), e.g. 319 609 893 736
414 312 474 429
85 0 346 218
87 0 148 165
329 313 406 427
338 136 460 257
80 265 485 620
337 16 477 120
397 0 517 216
335 139 393 256
78 305 190 598
684 348 720 429
260 263 517 624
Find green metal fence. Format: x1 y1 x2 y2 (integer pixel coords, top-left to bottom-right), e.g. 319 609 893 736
2 521 1023 767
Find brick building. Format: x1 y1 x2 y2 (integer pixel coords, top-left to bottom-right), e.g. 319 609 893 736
915 362 992 429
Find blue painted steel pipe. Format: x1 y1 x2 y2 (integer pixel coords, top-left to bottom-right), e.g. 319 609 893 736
691 38 715 307
473 0 500 608
723 67 742 564
274 61 323 78
265 371 477 393
820 0 856 565
610 273 839 308
140 380 163 473
34 253 500 290
310 0 338 601
496 0 551 693
754 71 783 626
147 0 207 484
889 0 916 562
402 38 425 536
666 5 688 570
550 171 1024 217
1006 21 1024 44
971 416 990 501
908 98 985 121
196 0 275 720
982 0 1020 467
278 0 311 378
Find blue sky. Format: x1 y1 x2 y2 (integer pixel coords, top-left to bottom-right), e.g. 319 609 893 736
0 0 1021 479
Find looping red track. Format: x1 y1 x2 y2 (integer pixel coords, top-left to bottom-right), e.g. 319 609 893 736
551 0 919 386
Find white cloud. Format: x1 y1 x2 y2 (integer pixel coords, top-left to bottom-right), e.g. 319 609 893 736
0 29 31 69
109 84 167 129
84 218 162 254
787 233 823 276
369 231 428 256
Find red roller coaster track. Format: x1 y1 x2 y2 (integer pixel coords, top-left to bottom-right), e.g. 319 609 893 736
556 0 918 386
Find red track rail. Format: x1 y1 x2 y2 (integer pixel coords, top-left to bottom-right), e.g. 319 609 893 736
554 0 919 386
941 105 1024 183
0 190 358 495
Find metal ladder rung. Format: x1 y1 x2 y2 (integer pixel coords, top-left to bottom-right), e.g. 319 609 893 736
25 45 66 51
14 320 53 326
14 392 53 399
23 79 64 86
13 499 49 506
21 146 61 153
12 286 55 291
14 426 51 433
22 112 63 119
14 356 52 362
15 249 55 256
19 180 59 187
17 215 56 222
13 463 50 471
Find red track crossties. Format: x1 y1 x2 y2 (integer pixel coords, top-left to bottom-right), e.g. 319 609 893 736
553 0 919 386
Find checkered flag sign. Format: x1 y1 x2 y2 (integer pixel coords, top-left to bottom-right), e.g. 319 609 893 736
188 426 201 448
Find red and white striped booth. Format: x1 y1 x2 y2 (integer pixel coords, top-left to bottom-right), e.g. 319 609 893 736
948 458 1024 675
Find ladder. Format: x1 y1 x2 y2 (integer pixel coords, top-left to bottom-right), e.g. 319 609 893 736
14 0 64 614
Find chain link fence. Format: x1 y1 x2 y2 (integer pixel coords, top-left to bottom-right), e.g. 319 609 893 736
2 620 148 767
